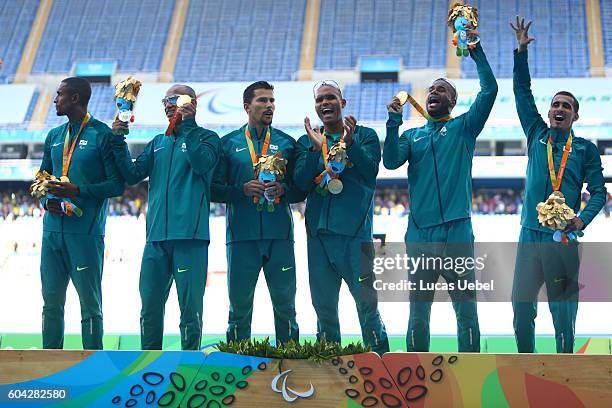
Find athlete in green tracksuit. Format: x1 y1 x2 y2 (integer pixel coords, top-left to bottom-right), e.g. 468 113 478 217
111 84 220 350
510 17 607 353
39 77 124 349
294 81 389 355
384 41 498 352
211 81 304 344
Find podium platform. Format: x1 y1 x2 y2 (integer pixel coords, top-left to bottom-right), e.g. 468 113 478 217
1 349 612 407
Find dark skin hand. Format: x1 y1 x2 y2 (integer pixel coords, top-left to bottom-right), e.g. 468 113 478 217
387 96 403 114
563 217 585 234
46 180 79 198
243 180 265 198
177 102 196 120
112 117 129 134
264 181 285 199
45 198 64 215
303 115 357 151
304 116 324 151
343 115 356 148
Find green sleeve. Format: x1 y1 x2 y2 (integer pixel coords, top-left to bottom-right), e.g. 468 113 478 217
294 135 324 192
40 130 54 174
110 134 153 186
181 118 220 177
346 127 381 182
282 141 308 204
78 132 124 199
578 143 607 228
38 130 54 208
383 111 411 169
513 49 548 144
463 42 498 137
210 144 244 203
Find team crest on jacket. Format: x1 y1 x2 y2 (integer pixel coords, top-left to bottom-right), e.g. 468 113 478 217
181 142 187 152
78 140 88 149
269 144 278 152
440 126 448 136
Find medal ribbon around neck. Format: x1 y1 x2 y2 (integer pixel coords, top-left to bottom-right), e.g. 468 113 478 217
404 93 452 123
245 126 271 173
314 131 343 185
62 113 91 177
245 126 271 205
547 130 573 191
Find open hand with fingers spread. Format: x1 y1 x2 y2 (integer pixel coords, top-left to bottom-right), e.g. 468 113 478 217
304 116 324 151
510 16 535 53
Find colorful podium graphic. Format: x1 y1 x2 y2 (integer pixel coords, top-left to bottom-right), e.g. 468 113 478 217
1 350 612 407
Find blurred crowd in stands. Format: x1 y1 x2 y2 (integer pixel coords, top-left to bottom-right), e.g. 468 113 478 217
1 182 611 221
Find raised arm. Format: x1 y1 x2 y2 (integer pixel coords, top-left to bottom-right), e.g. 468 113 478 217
383 98 411 169
343 116 380 182
181 118 220 177
110 129 153 186
293 118 326 192
511 16 548 144
463 42 498 137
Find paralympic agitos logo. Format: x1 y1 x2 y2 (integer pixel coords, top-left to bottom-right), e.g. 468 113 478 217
271 369 315 402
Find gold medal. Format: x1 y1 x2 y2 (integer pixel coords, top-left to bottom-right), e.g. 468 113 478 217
396 90 408 106
177 95 192 107
327 178 343 194
60 176 70 182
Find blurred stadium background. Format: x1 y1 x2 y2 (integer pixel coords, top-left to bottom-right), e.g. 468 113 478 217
1 0 611 351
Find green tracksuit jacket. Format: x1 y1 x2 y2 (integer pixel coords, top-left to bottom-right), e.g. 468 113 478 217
383 42 498 229
211 124 306 242
110 118 220 241
294 126 380 239
513 49 606 233
40 116 124 235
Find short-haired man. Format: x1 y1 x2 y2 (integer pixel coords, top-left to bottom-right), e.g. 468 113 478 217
384 37 497 352
212 81 303 344
111 84 220 350
294 80 389 354
39 77 124 349
510 17 607 353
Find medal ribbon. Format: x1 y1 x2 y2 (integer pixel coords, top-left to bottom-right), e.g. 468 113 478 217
62 113 91 177
547 130 573 191
404 93 452 123
245 126 271 173
314 131 342 185
245 126 271 204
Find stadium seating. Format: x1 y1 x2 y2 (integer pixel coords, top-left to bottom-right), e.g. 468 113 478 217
32 0 173 74
173 0 306 82
461 0 590 78
315 0 449 70
342 82 411 122
45 83 116 127
602 0 612 66
0 0 39 82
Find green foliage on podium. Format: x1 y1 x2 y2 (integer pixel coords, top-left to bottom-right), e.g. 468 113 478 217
217 337 371 363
